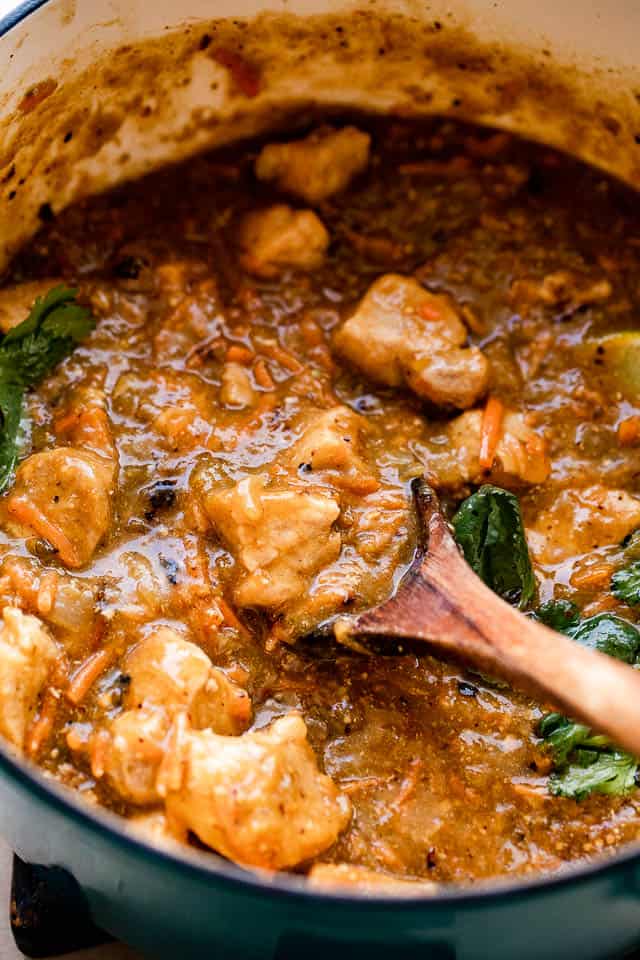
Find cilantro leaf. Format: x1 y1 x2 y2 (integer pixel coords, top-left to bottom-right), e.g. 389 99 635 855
538 617 640 800
550 752 638 801
0 284 94 493
452 485 536 609
0 383 25 495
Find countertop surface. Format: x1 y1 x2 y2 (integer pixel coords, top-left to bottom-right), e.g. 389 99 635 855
0 840 142 960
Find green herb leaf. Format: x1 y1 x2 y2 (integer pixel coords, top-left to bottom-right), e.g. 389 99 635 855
538 618 640 800
534 599 581 634
570 613 640 663
538 714 610 766
452 484 536 609
0 284 94 494
549 752 638 801
0 383 25 495
611 561 640 606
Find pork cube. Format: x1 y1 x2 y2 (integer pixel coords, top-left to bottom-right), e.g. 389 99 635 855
125 627 251 735
290 406 378 492
333 275 489 408
101 707 169 805
204 474 341 607
238 205 329 278
0 608 57 751
166 713 351 869
431 409 550 489
527 486 640 564
255 126 371 204
6 448 114 568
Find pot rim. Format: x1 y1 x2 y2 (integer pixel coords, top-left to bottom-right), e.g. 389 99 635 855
1 0 640 911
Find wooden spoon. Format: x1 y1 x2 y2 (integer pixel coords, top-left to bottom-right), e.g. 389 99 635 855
323 480 640 758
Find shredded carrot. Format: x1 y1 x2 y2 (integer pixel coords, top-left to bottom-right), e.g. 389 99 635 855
246 392 278 426
226 662 250 685
253 359 275 390
7 496 79 568
341 776 389 795
618 416 640 448
66 727 86 753
261 341 304 373
311 344 335 373
55 406 113 455
300 317 325 347
218 597 249 637
226 344 255 365
478 396 505 470
25 690 58 758
461 303 485 335
331 473 381 496
419 301 443 322
393 758 423 810
582 594 618 616
53 410 80 434
570 562 615 590
67 648 116 706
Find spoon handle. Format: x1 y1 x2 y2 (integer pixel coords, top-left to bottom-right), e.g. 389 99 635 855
351 497 640 758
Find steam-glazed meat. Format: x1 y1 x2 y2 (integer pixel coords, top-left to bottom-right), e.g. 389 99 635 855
290 406 378 493
166 713 351 869
204 474 341 607
125 628 251 735
333 275 489 408
429 409 550 490
527 486 640 564
238 205 329 277
5 449 114 568
0 608 57 751
255 126 370 203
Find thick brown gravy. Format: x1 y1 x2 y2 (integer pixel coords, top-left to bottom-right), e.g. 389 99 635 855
1 115 640 888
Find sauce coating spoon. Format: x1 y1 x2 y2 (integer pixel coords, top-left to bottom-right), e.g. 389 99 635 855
319 480 640 758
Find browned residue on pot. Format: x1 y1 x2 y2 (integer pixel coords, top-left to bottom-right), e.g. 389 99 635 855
0 9 639 274
17 78 57 114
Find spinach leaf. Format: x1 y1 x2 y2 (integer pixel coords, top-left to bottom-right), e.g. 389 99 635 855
0 285 94 494
570 613 640 663
534 599 581 634
611 561 640 606
452 484 536 609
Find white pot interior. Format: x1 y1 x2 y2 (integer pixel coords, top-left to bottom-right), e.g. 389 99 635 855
0 0 639 275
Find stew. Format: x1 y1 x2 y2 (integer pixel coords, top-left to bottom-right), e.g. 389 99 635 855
1 115 640 891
